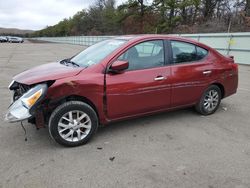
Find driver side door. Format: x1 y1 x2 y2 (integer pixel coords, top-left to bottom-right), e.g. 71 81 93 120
106 40 171 120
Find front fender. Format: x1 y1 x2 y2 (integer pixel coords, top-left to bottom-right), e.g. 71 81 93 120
45 77 107 124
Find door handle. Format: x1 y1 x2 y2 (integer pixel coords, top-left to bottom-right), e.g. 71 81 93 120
154 76 165 81
203 70 212 75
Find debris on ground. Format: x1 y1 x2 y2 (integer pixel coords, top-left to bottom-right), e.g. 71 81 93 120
109 157 115 161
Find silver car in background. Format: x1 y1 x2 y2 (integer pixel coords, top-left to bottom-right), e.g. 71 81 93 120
8 36 24 43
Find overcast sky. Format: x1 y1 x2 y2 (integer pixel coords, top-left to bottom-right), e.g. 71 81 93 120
0 0 128 30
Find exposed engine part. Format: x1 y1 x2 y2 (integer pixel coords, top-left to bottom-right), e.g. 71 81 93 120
12 82 30 101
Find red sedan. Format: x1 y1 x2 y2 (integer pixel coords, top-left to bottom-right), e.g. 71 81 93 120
5 35 238 146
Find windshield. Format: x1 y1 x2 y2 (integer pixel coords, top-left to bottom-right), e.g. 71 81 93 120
70 39 126 67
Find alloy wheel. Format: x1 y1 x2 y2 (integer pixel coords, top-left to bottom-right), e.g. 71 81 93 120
58 110 91 142
203 89 219 112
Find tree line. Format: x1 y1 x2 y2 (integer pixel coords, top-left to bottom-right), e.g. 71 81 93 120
31 0 250 37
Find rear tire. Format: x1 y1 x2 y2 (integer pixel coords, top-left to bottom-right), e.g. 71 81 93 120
195 85 221 115
49 101 98 147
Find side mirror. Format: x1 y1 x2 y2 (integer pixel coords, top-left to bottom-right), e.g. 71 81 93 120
109 60 129 73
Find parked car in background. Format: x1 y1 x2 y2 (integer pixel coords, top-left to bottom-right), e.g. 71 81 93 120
5 35 238 147
0 36 8 42
8 36 24 43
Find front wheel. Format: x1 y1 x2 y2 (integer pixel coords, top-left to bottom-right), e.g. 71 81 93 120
195 85 222 115
49 101 98 147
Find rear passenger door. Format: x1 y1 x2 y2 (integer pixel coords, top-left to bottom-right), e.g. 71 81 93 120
169 40 214 107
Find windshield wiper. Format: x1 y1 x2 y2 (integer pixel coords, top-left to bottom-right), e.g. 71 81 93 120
60 59 80 67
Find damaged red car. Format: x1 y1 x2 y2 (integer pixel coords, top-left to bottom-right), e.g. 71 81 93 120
5 35 238 147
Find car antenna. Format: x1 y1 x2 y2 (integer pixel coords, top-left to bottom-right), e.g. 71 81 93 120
21 121 27 141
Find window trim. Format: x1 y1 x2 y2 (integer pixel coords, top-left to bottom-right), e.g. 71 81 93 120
164 40 172 66
169 40 209 65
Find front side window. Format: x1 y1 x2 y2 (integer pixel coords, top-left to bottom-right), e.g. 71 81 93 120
171 41 208 64
118 40 164 71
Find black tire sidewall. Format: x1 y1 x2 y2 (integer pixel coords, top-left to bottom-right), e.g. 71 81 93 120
49 101 98 147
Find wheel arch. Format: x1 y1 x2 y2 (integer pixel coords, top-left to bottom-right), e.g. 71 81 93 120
49 95 100 121
211 82 225 99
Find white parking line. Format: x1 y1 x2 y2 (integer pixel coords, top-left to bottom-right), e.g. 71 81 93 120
238 88 250 92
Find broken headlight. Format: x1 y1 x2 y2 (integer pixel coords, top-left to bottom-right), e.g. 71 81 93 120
5 83 48 122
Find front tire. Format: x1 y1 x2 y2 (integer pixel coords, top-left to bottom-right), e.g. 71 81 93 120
195 85 221 115
49 101 98 147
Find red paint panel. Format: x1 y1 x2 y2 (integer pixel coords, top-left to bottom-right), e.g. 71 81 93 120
170 60 214 106
106 66 171 119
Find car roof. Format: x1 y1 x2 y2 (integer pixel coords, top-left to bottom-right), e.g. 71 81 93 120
115 34 186 40
114 34 212 50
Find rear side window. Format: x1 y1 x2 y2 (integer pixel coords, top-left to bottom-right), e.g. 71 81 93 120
171 41 208 64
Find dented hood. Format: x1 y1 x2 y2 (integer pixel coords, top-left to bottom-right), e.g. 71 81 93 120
13 62 84 85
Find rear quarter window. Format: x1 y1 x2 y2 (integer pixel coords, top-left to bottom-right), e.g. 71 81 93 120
171 41 208 64
196 46 208 60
